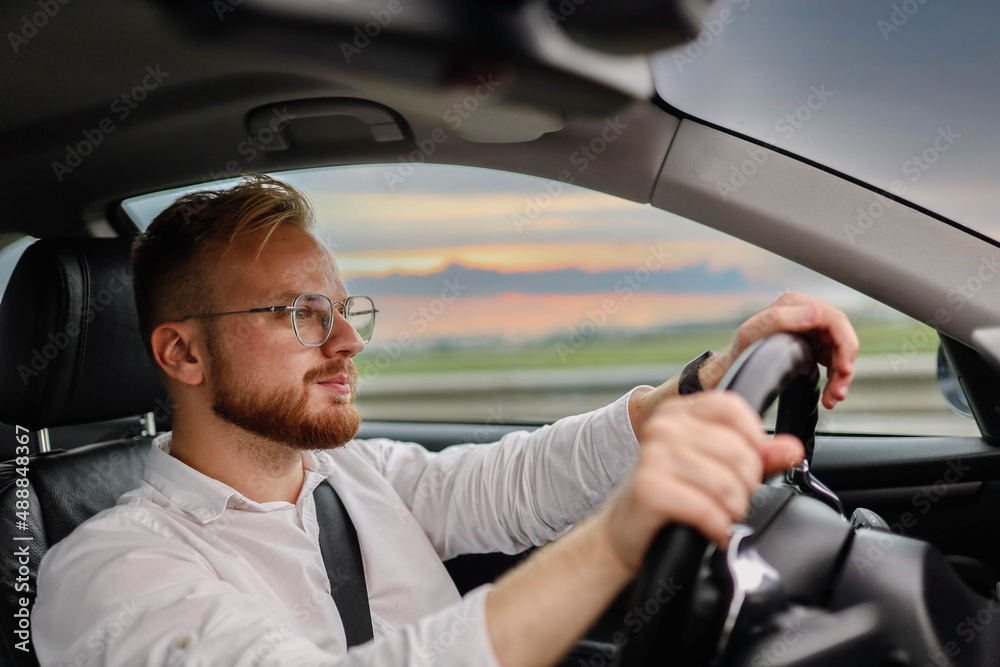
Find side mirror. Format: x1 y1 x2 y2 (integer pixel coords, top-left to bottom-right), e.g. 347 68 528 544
937 343 972 418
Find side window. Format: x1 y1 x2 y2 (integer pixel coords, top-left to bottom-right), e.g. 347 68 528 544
0 236 39 460
123 165 976 436
0 235 36 298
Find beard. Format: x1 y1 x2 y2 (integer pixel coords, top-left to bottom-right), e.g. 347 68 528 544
208 340 362 451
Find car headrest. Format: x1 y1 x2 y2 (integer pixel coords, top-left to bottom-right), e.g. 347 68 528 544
0 238 167 430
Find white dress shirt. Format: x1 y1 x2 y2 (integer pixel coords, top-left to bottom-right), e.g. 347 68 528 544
32 390 642 667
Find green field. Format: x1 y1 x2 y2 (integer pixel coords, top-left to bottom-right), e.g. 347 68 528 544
355 319 938 376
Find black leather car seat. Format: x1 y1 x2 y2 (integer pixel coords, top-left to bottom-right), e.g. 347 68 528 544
0 238 168 667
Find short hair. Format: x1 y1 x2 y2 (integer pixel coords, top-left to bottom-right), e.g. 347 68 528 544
131 173 314 360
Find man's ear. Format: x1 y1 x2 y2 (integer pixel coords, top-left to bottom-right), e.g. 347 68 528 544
151 322 206 386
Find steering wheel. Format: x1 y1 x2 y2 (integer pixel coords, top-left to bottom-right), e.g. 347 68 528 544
612 333 821 667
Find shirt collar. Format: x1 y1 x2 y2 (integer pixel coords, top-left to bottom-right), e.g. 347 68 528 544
301 448 336 497
145 432 336 524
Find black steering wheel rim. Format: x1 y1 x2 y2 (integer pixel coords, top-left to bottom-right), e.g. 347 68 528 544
611 333 821 667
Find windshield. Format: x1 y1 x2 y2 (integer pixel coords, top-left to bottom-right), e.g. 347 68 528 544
652 0 1000 240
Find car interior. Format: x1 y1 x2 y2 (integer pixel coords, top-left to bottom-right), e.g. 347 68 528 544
3 0 1000 665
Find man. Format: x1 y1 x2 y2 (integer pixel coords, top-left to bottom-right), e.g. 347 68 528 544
32 175 857 666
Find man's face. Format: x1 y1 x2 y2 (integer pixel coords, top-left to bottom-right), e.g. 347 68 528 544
201 225 366 450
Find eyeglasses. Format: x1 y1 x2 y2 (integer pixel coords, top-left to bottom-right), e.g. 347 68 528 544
178 294 377 346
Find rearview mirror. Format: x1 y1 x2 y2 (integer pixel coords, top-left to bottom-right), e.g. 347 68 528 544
548 0 715 54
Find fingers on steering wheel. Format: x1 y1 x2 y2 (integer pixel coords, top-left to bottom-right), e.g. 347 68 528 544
636 472 735 547
682 392 765 443
739 294 859 407
694 428 764 496
648 398 764 490
647 440 753 520
809 306 858 404
800 302 857 404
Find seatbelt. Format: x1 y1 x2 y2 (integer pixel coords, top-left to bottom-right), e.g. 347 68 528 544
313 480 374 646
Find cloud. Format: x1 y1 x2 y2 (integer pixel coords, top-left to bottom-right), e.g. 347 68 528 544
346 261 758 297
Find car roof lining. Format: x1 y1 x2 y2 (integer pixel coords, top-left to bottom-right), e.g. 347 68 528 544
0 0 651 239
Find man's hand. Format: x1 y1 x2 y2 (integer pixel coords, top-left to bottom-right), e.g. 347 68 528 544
704 291 859 410
629 292 859 432
606 392 802 572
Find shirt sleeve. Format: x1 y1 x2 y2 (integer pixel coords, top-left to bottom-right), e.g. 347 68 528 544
32 516 501 667
352 388 647 560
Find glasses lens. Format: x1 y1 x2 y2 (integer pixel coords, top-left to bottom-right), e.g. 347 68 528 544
292 294 333 345
346 296 376 343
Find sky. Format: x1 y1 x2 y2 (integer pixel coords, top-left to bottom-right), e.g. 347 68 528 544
652 0 1000 239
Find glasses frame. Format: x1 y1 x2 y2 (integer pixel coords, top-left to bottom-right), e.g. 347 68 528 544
177 293 377 345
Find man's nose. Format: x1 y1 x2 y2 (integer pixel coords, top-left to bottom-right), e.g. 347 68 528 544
321 311 365 358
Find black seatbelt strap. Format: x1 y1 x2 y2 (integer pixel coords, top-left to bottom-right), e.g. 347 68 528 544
313 479 374 646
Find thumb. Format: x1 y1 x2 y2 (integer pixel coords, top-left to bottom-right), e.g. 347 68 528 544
760 434 805 475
